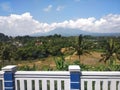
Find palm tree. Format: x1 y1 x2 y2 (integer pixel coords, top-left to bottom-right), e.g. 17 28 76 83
75 34 90 61
78 34 82 60
99 38 120 64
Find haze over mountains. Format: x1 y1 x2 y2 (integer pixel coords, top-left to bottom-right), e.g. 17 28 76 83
32 28 120 36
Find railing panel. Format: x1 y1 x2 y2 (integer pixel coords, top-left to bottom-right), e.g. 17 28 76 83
15 71 70 90
15 78 71 90
81 79 102 90
81 71 120 90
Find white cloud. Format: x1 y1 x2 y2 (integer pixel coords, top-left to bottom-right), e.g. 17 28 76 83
56 6 64 11
0 12 47 36
43 5 52 12
0 2 12 12
0 13 120 36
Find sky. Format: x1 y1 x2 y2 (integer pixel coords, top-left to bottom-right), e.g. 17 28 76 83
0 0 120 36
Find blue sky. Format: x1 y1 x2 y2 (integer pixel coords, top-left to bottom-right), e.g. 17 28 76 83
0 0 120 36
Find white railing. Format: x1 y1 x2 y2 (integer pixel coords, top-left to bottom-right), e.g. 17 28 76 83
0 71 3 90
1 65 120 90
15 71 70 90
81 71 120 90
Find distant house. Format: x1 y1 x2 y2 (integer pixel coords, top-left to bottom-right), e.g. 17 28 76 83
35 40 43 46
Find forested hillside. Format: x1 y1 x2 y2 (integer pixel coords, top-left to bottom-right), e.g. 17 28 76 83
0 33 10 42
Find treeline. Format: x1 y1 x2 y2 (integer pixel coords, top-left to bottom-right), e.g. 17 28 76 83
0 33 120 63
0 34 75 61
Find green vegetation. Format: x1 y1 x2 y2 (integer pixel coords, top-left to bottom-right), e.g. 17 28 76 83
99 38 120 64
0 33 120 71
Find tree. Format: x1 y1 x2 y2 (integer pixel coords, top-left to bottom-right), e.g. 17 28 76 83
78 34 83 60
99 38 120 64
74 34 90 60
0 45 10 66
0 44 18 66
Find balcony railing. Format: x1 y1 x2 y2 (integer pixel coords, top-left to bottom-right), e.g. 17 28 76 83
15 71 70 90
0 65 120 90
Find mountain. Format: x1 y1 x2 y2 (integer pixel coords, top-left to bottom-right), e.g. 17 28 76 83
31 28 120 36
32 28 91 36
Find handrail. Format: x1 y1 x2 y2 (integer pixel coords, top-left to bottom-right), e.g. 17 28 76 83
15 71 70 79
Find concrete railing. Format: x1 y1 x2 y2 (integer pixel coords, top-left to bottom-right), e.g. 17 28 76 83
0 65 120 90
81 71 120 90
15 71 70 90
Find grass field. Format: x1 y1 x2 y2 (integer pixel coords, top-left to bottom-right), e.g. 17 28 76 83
13 51 104 70
1 51 120 71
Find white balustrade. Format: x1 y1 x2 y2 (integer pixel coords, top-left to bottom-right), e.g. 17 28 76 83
81 71 120 90
15 71 70 90
0 65 120 90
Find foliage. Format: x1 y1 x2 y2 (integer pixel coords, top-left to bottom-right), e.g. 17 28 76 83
41 65 53 71
54 56 69 70
72 59 120 71
0 33 120 71
74 34 91 60
18 64 38 71
99 38 120 64
89 64 120 71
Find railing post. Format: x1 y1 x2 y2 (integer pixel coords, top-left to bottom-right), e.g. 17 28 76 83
69 65 81 90
2 65 17 90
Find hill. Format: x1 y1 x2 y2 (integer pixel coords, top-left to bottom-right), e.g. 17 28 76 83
0 33 10 42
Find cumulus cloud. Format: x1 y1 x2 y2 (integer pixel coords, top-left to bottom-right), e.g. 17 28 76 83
0 12 120 36
43 5 53 12
0 2 12 12
0 12 47 36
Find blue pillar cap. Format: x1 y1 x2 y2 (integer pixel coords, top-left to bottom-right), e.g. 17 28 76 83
2 65 17 72
69 65 80 72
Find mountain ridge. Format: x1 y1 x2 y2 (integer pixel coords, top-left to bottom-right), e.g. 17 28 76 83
31 28 120 36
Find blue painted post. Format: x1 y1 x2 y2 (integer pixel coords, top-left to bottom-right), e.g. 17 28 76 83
2 65 17 90
69 65 81 90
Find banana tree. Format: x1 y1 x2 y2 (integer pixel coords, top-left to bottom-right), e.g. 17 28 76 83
54 56 68 70
99 38 120 64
